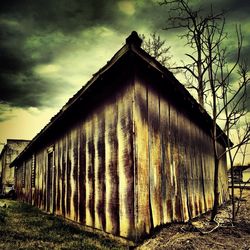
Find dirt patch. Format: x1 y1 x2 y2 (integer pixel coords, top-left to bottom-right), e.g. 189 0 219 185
136 189 250 250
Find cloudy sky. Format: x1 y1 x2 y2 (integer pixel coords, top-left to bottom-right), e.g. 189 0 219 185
1 0 250 162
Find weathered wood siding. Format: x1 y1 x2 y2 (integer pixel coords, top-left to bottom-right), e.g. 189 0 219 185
14 57 229 242
133 75 228 238
15 82 136 239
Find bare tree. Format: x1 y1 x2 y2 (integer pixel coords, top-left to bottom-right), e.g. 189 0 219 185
223 61 250 222
160 0 225 107
160 0 250 222
213 56 250 221
140 32 172 67
197 23 250 221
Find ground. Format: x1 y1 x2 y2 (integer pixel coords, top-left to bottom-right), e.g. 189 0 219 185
0 200 127 250
136 188 250 250
0 189 249 250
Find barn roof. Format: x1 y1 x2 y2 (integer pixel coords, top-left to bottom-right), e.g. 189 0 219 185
10 31 231 167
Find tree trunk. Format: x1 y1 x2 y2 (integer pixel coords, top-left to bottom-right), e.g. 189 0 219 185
198 86 204 108
197 34 204 108
211 157 219 221
230 162 235 223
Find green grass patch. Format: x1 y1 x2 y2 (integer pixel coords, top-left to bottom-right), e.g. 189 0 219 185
0 207 7 223
0 199 128 250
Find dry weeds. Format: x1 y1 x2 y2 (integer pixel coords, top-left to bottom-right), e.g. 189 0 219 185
136 189 250 250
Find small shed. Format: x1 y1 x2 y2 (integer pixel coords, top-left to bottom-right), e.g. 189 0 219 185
0 139 30 194
10 31 229 242
228 165 250 187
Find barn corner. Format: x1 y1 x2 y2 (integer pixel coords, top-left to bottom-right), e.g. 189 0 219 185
9 31 229 243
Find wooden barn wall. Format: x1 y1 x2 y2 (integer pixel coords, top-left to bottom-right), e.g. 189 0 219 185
15 82 136 240
14 60 229 242
133 75 229 238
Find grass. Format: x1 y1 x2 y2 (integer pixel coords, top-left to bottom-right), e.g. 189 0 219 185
0 199 128 250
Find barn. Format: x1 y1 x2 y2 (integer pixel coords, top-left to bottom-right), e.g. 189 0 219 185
0 139 30 194
228 165 250 188
10 31 229 242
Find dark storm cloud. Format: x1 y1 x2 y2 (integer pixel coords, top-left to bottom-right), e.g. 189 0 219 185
210 0 250 20
0 0 120 111
0 0 118 33
154 0 250 63
246 84 250 112
173 0 250 20
226 43 250 66
0 19 64 108
0 47 31 74
0 0 249 114
241 45 250 66
0 72 67 108
125 1 165 31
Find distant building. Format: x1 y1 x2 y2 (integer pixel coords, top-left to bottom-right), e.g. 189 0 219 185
228 165 250 187
0 139 30 194
10 31 229 242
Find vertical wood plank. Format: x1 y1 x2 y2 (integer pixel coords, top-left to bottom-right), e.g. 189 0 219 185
169 104 178 221
118 87 134 238
94 113 102 230
177 110 188 221
43 150 47 211
62 135 66 217
36 153 40 208
148 87 162 227
57 139 62 215
175 108 183 222
54 143 58 213
86 119 95 227
134 80 151 237
159 95 171 223
194 126 200 217
198 127 206 214
79 124 86 224
105 102 119 235
66 132 72 218
183 115 192 221
95 112 106 231
73 127 79 222
38 151 42 209
71 128 78 221
188 120 195 218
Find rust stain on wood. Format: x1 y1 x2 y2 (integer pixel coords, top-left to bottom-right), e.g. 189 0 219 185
79 124 86 224
62 136 66 217
134 79 151 238
73 129 79 222
96 113 106 231
66 132 72 218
